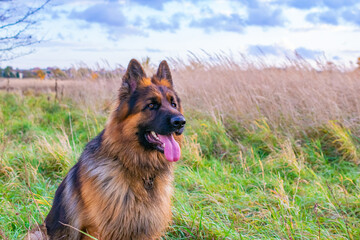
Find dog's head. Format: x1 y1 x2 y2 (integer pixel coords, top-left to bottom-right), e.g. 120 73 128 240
111 59 185 162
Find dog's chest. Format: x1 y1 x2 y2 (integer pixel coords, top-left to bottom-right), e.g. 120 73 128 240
83 167 173 239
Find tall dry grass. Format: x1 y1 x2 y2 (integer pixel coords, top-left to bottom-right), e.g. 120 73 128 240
170 55 360 134
10 54 360 134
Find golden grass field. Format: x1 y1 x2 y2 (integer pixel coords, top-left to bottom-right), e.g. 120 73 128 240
0 78 82 92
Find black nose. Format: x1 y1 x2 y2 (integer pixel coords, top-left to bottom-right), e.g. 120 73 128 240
170 115 186 129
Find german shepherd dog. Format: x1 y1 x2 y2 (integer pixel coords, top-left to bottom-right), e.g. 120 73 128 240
26 59 185 239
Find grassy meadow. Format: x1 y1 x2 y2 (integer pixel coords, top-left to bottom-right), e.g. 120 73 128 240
1 57 360 239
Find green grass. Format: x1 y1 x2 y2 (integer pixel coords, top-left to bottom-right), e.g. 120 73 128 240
1 92 359 239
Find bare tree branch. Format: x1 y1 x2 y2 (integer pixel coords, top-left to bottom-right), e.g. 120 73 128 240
0 0 51 62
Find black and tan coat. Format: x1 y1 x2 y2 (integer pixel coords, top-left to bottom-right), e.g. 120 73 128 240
26 59 185 240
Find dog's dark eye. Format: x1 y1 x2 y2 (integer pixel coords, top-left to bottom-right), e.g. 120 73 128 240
148 103 159 110
171 102 177 108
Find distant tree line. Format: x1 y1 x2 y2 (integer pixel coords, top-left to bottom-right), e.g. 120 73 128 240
0 66 126 80
0 66 73 79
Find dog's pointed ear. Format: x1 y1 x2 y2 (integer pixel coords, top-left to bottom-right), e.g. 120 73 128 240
156 60 173 87
122 59 146 93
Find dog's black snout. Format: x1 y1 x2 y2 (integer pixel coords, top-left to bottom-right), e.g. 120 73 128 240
170 115 186 129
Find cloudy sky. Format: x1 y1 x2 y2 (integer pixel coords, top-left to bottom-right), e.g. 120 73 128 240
3 0 360 69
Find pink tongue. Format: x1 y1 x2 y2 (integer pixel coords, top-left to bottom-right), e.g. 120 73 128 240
157 134 181 162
